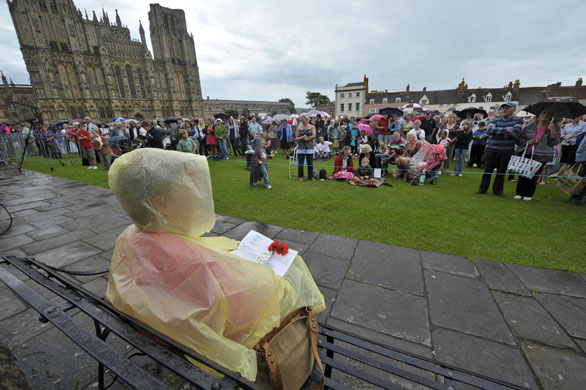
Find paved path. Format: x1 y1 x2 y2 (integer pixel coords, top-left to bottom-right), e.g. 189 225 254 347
1 167 586 390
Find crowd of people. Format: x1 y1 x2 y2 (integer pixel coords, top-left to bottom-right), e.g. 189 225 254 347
3 104 586 202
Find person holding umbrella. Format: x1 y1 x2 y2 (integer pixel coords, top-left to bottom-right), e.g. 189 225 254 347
512 110 560 201
476 102 523 197
376 113 390 143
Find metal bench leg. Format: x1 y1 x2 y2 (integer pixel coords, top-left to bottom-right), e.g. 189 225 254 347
94 320 112 390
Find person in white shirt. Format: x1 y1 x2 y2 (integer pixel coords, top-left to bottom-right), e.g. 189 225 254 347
84 116 98 132
314 136 332 159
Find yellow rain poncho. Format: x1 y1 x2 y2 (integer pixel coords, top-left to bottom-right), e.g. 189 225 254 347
105 149 325 381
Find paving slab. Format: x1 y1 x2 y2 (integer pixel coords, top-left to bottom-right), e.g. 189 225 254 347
13 325 97 390
433 328 536 389
58 211 124 231
18 207 70 221
302 252 348 290
475 259 531 296
331 279 431 346
33 241 102 268
0 288 28 321
25 225 68 241
214 214 229 223
23 228 96 255
27 215 73 229
0 343 32 390
506 263 586 298
275 228 319 245
34 201 72 212
0 308 52 350
574 338 586 354
81 276 109 299
316 285 336 323
223 220 283 240
306 233 357 261
348 240 424 295
420 250 479 278
224 216 246 225
521 342 586 390
210 221 237 235
535 293 586 339
425 270 515 345
82 225 126 251
6 200 51 213
68 204 124 219
3 194 55 207
89 218 131 234
493 292 577 349
63 256 112 284
0 233 34 251
12 208 39 218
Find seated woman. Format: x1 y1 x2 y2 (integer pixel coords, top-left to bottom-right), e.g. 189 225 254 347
331 146 355 179
358 144 376 168
394 130 422 178
106 149 325 382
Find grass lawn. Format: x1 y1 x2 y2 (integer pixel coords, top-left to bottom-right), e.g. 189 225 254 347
20 154 586 273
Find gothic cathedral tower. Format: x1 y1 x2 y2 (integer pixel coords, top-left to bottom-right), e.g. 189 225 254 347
7 0 204 122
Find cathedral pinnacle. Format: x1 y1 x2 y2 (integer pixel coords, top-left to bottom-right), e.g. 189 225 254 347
115 9 122 27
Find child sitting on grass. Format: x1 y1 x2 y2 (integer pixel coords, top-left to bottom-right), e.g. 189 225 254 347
352 157 375 185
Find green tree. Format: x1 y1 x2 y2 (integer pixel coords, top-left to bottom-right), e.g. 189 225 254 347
279 97 297 114
225 109 239 119
305 91 331 107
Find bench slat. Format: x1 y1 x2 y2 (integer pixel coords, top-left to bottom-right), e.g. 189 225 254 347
0 265 169 390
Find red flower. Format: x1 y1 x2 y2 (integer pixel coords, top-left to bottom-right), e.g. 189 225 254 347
268 239 289 255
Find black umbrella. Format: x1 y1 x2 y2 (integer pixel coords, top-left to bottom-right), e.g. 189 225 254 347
214 113 229 121
364 112 377 119
379 107 403 116
524 97 586 119
458 107 487 118
163 116 181 123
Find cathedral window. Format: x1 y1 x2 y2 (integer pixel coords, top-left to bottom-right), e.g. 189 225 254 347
137 69 147 99
49 0 58 12
39 0 47 11
125 65 137 99
115 67 126 98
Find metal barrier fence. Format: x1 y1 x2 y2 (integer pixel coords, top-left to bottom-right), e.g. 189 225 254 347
0 133 78 169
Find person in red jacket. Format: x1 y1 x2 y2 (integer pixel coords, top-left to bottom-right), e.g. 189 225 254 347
75 122 97 169
332 146 355 176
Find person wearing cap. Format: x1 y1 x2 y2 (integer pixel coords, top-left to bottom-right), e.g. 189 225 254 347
214 118 229 159
476 102 523 197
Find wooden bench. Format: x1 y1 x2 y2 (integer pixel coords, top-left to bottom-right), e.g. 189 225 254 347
0 256 527 390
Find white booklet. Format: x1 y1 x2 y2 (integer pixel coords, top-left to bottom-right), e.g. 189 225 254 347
231 230 298 276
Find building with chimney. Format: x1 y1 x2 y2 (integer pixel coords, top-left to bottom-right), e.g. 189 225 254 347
335 75 368 118
362 78 586 117
7 0 204 122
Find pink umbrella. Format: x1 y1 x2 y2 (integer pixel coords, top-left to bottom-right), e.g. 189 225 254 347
369 114 384 122
357 123 373 136
358 118 370 125
412 114 426 122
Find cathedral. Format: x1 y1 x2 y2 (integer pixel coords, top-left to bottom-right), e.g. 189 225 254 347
7 0 204 122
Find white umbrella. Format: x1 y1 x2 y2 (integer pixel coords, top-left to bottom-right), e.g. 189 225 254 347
401 103 425 113
516 111 535 118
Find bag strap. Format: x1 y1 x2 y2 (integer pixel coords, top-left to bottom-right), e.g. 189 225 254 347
254 306 325 390
307 307 325 390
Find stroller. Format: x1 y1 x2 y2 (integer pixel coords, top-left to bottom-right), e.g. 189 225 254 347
407 143 445 185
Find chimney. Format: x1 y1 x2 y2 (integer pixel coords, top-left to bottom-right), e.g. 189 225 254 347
513 79 520 90
363 74 369 94
508 81 513 89
577 78 583 87
423 86 427 93
406 84 410 97
457 78 466 94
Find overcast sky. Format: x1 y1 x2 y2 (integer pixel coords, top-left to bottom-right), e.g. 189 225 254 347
1 0 585 107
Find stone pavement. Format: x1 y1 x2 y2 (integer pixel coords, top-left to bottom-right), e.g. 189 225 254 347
1 167 586 390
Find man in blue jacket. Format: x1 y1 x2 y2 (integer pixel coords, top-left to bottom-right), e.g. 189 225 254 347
476 102 523 197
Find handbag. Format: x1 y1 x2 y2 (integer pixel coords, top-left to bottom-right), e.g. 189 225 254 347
507 145 543 179
254 306 324 390
555 163 586 195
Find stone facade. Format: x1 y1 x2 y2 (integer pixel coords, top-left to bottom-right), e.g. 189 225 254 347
7 0 204 122
0 72 38 124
